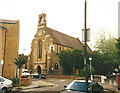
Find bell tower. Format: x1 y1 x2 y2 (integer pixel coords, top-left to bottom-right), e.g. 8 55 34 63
38 13 46 28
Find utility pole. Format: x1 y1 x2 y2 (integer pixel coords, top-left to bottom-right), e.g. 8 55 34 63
82 0 89 92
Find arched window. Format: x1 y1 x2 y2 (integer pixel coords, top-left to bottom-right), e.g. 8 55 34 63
39 17 44 23
59 46 62 53
54 63 59 70
57 45 58 54
51 47 53 51
41 17 44 23
38 41 42 59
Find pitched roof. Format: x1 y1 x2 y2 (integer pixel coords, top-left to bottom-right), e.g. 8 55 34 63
45 27 83 49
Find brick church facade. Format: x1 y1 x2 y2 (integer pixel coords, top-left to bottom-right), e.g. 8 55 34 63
30 13 91 75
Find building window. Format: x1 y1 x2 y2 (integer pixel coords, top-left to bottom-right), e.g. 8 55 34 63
62 47 64 51
57 45 58 54
51 47 53 51
38 41 42 59
59 46 61 52
39 17 44 23
54 63 58 70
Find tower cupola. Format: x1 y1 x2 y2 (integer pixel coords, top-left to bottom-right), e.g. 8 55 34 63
38 13 46 28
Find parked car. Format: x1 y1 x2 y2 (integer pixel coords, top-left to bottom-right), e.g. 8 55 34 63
107 71 117 78
60 80 104 93
0 76 13 93
22 69 30 78
31 73 46 79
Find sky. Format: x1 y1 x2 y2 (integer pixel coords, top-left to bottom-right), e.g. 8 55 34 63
0 0 119 55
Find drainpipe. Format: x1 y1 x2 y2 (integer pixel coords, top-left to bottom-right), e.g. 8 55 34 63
2 27 7 76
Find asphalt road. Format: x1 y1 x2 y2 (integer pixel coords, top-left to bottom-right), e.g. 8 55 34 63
12 78 72 93
12 78 119 93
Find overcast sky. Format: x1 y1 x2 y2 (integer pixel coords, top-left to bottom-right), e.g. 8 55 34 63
0 0 119 54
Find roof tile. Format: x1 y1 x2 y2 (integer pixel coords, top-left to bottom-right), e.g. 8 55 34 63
45 27 83 49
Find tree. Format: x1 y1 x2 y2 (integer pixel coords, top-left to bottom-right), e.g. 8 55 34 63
14 54 28 86
81 64 95 77
94 36 118 74
69 49 84 74
88 52 110 75
116 38 120 50
115 38 120 73
95 36 116 54
59 49 83 75
59 50 73 74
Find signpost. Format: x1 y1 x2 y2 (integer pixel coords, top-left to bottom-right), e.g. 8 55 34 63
82 0 90 92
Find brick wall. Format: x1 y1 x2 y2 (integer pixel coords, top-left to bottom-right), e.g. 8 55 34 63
0 20 19 79
21 77 31 86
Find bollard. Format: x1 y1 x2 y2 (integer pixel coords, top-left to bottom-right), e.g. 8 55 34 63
101 75 107 83
116 73 120 90
109 80 112 85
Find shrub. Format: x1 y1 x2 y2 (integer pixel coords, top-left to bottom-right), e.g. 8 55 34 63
11 77 19 84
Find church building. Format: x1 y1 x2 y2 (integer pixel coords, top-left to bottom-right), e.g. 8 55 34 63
30 13 91 74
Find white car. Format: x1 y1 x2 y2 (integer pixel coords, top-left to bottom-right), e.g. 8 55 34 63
22 69 30 77
0 76 13 93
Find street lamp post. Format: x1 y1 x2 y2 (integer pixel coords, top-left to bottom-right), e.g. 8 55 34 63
89 57 93 80
83 0 89 92
82 0 91 92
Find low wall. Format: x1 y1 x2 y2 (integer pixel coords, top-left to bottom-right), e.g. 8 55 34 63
105 78 117 86
21 77 31 86
46 75 85 80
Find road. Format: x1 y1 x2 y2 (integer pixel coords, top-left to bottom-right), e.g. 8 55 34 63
12 78 119 93
13 78 72 93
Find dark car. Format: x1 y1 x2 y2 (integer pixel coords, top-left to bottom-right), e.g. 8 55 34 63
60 80 104 93
107 71 117 78
32 73 46 79
39 74 46 79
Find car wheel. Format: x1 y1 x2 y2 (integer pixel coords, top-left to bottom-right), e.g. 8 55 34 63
32 76 34 78
39 76 42 79
1 88 7 93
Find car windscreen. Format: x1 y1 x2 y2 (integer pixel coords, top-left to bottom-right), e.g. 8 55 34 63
65 81 91 92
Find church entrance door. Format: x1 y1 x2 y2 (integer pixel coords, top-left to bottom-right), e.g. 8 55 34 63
37 65 41 75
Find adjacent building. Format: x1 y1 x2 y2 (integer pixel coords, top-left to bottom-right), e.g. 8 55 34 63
0 26 7 76
0 19 19 78
30 13 92 75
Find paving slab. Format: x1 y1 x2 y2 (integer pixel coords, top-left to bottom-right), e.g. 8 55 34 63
13 79 55 91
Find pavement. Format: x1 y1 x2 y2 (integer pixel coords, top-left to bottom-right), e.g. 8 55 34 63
100 82 120 93
13 79 56 91
13 79 120 93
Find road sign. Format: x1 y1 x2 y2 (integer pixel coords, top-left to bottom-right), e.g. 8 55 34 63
82 28 90 42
